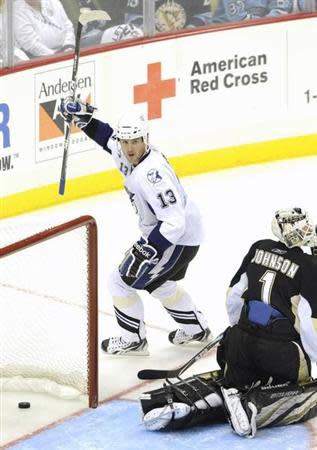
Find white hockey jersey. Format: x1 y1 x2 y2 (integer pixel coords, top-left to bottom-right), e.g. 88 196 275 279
106 134 203 249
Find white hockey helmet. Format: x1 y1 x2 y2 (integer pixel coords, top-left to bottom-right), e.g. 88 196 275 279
116 111 149 145
271 207 315 248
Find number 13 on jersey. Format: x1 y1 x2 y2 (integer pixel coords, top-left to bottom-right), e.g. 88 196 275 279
157 189 177 208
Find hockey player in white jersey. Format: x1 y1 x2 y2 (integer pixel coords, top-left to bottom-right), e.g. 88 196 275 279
59 97 211 355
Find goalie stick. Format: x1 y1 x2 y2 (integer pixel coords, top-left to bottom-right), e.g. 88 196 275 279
58 9 110 195
138 331 224 380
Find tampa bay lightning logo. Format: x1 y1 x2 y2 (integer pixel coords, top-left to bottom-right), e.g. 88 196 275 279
147 168 162 184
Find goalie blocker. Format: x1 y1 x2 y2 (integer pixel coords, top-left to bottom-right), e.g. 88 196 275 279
139 369 317 437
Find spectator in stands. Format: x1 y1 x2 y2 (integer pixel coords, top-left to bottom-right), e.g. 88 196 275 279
99 0 213 33
13 0 75 58
92 0 132 26
292 0 315 12
0 0 5 65
100 23 143 44
118 0 212 32
211 0 293 23
0 0 28 66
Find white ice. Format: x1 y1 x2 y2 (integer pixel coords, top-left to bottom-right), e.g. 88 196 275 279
1 155 317 447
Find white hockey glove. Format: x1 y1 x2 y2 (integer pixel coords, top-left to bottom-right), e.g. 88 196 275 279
58 95 96 129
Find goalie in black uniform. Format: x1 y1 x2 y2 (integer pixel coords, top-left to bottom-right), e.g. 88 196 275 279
139 207 317 438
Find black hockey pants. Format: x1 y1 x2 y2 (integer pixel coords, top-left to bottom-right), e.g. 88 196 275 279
217 325 311 390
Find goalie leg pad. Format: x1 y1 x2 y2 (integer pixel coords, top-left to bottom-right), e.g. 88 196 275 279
246 379 317 429
143 403 191 431
221 387 257 438
140 370 226 430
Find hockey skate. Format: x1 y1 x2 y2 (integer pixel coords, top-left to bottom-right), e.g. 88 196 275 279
143 402 191 431
168 327 212 345
101 336 149 355
221 387 257 438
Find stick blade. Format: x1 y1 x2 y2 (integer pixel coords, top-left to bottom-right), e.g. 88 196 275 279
79 9 111 25
137 369 177 380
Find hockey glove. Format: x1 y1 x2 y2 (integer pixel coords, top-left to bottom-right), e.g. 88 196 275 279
58 95 96 129
119 239 159 279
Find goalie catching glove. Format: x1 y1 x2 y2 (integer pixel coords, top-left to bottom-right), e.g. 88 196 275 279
119 238 160 286
59 95 96 129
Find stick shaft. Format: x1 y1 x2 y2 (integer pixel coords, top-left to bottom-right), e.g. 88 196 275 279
58 10 111 195
58 21 83 196
138 332 224 380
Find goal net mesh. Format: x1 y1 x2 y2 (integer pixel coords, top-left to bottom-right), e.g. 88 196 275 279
0 216 98 407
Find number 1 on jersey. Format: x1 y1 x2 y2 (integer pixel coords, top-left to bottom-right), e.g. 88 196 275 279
259 270 276 304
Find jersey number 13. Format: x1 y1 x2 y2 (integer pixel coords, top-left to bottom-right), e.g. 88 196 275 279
157 189 177 208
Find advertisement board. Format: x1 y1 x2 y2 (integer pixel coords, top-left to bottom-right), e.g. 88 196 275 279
1 17 317 216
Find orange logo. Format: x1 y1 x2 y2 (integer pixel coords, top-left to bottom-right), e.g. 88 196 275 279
134 62 176 120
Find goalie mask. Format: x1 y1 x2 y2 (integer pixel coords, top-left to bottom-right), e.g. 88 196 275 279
271 207 315 248
116 111 149 146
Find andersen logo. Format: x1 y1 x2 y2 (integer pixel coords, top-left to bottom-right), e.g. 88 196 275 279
38 76 92 99
35 63 95 161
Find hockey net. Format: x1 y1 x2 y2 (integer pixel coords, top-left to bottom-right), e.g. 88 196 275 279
0 215 98 408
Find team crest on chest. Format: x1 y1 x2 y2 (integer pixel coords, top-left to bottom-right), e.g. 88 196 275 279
147 168 162 184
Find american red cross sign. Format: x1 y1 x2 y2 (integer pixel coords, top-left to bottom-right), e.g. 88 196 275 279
134 62 176 120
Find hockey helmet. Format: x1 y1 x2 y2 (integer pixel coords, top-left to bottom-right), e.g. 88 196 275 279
116 110 148 145
271 207 315 248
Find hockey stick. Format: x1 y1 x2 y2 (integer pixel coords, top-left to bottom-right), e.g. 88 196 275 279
58 9 110 196
138 331 224 380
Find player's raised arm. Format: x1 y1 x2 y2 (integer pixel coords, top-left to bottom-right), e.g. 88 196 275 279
58 96 114 152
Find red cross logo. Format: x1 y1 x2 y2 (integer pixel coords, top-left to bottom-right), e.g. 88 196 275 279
134 62 176 120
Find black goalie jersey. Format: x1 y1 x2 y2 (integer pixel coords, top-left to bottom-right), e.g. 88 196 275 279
226 239 317 363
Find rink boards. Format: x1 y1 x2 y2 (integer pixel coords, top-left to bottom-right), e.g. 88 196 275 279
1 16 317 217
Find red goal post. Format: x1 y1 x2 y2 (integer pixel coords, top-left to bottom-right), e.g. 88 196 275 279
0 215 98 408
